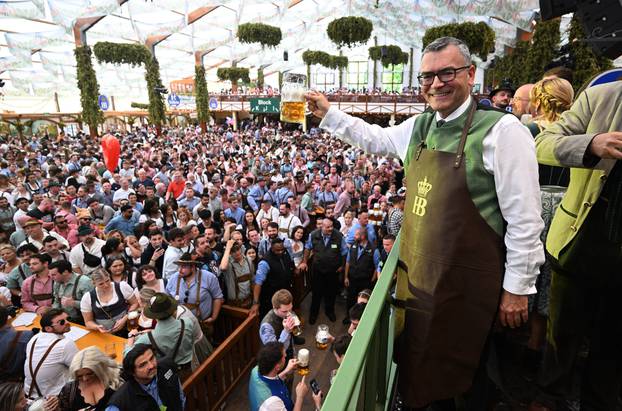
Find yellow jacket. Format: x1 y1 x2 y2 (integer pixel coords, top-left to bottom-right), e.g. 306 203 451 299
536 82 622 259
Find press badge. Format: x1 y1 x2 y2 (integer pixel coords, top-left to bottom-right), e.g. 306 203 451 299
331 244 337 249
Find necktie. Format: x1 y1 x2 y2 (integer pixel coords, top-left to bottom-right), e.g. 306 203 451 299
437 119 446 128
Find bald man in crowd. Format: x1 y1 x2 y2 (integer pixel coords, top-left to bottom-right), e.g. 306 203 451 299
511 83 535 119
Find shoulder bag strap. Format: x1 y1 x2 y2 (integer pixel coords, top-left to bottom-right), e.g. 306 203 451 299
28 338 62 398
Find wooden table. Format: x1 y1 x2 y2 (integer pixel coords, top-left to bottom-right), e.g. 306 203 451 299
12 315 127 364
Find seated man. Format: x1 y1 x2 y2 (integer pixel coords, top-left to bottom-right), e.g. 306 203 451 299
106 343 186 411
0 305 34 382
248 341 321 411
49 260 93 324
24 308 79 399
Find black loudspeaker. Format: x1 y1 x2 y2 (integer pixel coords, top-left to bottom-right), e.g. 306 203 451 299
576 0 622 59
539 0 577 20
283 51 288 61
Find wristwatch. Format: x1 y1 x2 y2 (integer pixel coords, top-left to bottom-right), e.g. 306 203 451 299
252 300 259 305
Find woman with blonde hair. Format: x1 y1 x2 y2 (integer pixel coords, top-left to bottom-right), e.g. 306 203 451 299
525 76 574 363
56 346 121 410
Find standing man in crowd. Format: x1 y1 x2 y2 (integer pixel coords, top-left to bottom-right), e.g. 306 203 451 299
49 260 92 324
252 239 296 320
510 83 535 119
300 218 347 324
344 228 379 323
307 36 544 410
21 253 53 314
489 79 514 111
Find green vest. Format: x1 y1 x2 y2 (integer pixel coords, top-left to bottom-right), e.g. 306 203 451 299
405 105 506 235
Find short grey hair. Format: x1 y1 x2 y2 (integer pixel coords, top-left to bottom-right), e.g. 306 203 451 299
423 37 472 65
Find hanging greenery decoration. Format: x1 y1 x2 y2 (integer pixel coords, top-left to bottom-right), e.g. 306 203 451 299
130 102 149 109
369 45 409 68
524 18 561 83
302 50 348 69
257 67 265 90
327 16 373 48
93 42 165 129
74 46 104 135
237 23 282 48
567 15 613 90
216 67 250 84
194 65 210 126
486 40 530 89
422 22 495 61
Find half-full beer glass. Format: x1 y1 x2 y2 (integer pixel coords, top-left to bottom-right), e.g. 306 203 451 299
280 73 306 124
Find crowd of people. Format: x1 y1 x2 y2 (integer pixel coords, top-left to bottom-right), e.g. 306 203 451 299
0 95 405 410
0 33 619 411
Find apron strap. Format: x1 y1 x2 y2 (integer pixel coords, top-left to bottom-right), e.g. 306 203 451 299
454 99 478 169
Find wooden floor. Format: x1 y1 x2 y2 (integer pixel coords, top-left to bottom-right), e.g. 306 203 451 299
223 292 351 411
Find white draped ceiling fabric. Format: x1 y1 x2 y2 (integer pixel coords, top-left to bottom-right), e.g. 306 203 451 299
0 0 539 111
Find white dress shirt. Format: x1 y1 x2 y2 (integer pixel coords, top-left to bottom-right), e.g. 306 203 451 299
23 332 79 398
69 238 106 275
319 97 545 295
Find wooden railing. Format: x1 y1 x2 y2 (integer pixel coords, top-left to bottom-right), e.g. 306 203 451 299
183 305 260 411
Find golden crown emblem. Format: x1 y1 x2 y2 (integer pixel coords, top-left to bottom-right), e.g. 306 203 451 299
417 177 432 197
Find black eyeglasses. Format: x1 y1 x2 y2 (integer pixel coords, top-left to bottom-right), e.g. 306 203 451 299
417 66 470 86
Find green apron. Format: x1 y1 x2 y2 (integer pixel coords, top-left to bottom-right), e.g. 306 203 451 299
394 101 506 407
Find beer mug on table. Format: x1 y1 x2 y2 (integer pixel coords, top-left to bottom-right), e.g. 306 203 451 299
297 348 310 376
315 324 330 350
280 73 307 124
288 311 303 337
127 311 139 332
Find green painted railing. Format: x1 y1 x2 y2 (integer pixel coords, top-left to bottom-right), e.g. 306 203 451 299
322 235 400 411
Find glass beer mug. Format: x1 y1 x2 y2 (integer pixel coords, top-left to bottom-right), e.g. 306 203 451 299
297 348 310 376
127 311 139 332
315 324 330 350
288 311 303 337
280 73 307 124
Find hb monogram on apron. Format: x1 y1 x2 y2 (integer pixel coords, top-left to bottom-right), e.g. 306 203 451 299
393 101 505 407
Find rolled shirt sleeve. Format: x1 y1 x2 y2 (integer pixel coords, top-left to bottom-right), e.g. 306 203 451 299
255 261 270 285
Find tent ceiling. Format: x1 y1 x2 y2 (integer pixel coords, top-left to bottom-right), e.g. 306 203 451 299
0 0 539 97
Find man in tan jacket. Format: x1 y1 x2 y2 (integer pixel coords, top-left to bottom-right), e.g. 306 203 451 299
531 81 622 411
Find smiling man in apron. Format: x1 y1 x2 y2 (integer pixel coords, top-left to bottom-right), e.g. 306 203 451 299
306 37 545 410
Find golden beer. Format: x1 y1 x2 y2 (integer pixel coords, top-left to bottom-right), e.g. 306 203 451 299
289 312 303 337
280 101 306 123
296 348 310 376
280 73 307 124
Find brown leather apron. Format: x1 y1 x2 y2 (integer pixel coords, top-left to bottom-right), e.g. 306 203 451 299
394 101 505 407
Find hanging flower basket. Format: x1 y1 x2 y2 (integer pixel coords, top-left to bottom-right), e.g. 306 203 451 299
369 45 409 67
327 16 373 48
237 23 282 48
303 50 348 69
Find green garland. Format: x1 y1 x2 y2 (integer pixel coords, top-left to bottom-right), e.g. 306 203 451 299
93 42 165 128
257 67 264 90
130 102 149 109
216 67 250 84
302 50 348 69
74 46 104 133
195 65 210 124
567 15 612 90
369 45 409 68
237 23 282 48
327 16 373 48
422 22 495 61
524 18 561 83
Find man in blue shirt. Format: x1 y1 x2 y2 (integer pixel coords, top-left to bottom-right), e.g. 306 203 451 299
346 211 377 247
176 186 200 210
259 289 298 359
344 228 380 323
104 204 138 236
106 343 186 411
224 195 245 225
165 252 224 325
247 176 267 212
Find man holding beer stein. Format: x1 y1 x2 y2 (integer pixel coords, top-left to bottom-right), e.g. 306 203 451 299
259 290 300 362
